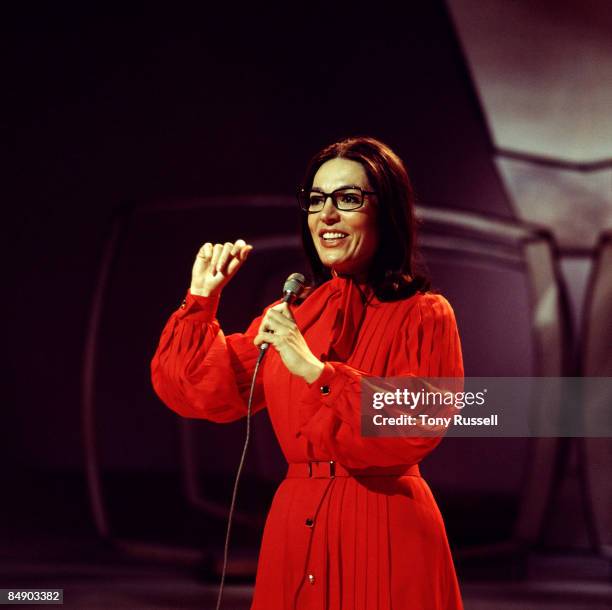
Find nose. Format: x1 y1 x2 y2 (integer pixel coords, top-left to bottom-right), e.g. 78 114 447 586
320 195 340 222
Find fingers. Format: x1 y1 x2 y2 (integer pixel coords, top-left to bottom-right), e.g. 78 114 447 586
192 240 252 299
253 332 270 347
253 308 305 366
213 242 232 274
266 308 296 328
240 244 253 260
227 243 253 275
270 302 294 320
212 240 253 275
230 239 246 257
222 241 252 274
195 242 213 268
196 242 213 260
253 327 283 348
256 308 297 346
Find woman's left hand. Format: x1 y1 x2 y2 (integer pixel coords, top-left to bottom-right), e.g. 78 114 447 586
254 302 325 384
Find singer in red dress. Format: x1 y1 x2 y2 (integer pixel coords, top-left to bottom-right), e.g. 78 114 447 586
151 136 464 609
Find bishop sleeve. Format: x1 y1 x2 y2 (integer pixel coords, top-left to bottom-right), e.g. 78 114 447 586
151 290 269 422
297 293 464 469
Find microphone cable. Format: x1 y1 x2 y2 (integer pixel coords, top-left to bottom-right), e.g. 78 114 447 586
214 345 267 610
214 273 306 609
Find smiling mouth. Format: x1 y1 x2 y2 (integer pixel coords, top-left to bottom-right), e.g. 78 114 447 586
321 231 349 242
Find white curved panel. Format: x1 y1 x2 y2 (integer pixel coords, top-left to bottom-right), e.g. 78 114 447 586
448 0 612 163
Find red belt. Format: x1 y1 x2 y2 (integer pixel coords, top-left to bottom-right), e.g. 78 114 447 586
286 461 420 479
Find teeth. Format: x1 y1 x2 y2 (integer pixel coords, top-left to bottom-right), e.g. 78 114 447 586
322 232 347 239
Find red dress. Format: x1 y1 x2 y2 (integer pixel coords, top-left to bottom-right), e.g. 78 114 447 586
151 276 464 610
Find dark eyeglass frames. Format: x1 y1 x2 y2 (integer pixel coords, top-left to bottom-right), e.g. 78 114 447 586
297 186 376 214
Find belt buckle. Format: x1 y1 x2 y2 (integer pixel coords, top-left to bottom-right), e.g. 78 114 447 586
308 460 336 478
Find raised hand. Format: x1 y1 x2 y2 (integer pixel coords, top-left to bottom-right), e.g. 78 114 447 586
190 239 253 297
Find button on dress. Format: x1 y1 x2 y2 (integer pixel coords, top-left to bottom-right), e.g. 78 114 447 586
151 276 464 609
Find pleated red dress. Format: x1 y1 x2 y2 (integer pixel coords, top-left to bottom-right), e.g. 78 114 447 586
151 275 464 610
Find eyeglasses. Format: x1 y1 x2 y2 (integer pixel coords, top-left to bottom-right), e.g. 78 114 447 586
297 186 376 214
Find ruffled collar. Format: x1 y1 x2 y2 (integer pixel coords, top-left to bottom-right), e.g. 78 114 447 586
293 276 376 362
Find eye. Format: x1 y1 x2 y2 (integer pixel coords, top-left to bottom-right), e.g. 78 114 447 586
337 190 362 206
308 194 325 208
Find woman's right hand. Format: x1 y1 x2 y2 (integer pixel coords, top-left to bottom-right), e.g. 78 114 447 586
190 239 253 297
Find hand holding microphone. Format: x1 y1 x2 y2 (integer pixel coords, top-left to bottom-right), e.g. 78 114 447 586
258 273 307 351
254 273 324 384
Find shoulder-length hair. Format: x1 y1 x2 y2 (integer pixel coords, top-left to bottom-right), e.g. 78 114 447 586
299 136 430 301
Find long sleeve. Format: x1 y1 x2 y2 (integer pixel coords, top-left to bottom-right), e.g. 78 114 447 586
297 293 464 469
151 290 269 422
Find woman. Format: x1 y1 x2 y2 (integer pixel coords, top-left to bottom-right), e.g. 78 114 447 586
151 136 464 609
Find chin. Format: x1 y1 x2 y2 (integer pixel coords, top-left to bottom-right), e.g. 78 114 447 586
321 257 347 271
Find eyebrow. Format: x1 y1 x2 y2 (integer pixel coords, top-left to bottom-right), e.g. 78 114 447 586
310 185 366 193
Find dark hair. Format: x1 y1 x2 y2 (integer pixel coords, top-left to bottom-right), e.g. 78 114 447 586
300 136 430 301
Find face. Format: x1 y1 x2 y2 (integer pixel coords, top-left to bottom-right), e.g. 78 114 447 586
307 157 378 279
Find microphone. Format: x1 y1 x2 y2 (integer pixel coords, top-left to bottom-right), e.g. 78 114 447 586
281 272 308 304
259 272 308 353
